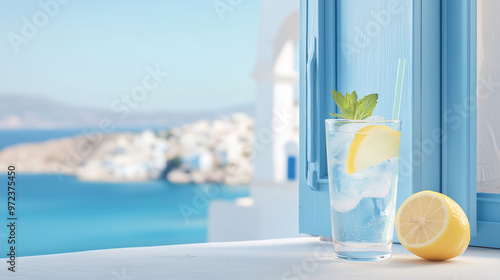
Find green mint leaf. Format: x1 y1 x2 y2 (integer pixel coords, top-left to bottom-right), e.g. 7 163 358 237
332 90 351 118
356 93 378 120
330 90 378 120
349 91 358 106
331 89 345 109
350 91 358 118
329 113 345 118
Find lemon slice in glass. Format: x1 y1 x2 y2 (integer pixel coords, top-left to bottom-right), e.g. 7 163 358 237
395 191 470 260
346 125 401 175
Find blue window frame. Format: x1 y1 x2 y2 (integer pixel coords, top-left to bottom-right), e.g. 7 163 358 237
299 0 499 248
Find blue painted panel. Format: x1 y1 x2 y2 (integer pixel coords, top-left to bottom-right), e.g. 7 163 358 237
470 222 500 248
473 193 500 248
441 0 477 235
477 193 500 223
299 0 442 238
419 0 442 194
457 0 500 250
469 0 478 237
335 0 414 215
300 0 499 249
299 0 335 237
300 0 418 238
394 0 443 243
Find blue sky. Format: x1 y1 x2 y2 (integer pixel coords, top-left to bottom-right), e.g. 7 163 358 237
0 1 262 112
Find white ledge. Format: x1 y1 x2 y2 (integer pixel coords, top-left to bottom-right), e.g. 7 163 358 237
2 237 499 280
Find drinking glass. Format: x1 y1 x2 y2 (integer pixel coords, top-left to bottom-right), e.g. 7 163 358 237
325 119 401 261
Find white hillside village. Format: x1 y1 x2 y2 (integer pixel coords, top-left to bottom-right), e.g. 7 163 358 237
0 111 301 185
162 113 255 185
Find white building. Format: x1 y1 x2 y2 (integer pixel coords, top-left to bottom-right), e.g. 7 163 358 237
209 0 300 242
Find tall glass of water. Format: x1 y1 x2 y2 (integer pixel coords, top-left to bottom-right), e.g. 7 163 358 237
325 119 401 261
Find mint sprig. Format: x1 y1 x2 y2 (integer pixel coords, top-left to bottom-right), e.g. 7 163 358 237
330 90 378 120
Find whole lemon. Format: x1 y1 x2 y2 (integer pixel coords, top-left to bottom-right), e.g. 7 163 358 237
395 191 470 261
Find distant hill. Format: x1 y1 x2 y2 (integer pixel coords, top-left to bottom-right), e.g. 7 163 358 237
0 94 254 129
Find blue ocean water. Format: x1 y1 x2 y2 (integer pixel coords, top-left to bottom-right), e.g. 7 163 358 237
0 130 249 257
0 174 248 257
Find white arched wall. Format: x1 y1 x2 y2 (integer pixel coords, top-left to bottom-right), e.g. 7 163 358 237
253 0 299 184
247 0 300 240
272 39 297 182
209 0 301 242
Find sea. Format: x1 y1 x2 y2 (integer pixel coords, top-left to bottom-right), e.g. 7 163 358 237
0 129 249 257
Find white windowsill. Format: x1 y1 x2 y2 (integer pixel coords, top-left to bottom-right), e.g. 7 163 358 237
2 237 499 280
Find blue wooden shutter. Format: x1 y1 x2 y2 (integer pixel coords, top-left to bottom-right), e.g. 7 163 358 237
299 0 335 237
442 0 500 249
299 0 442 237
441 0 478 236
301 0 500 249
